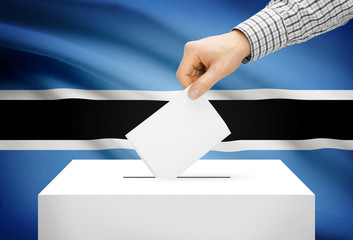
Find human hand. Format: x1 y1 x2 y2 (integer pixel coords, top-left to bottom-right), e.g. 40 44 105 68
176 30 251 99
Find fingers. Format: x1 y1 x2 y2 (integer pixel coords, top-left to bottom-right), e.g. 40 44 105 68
177 32 250 99
177 41 223 99
176 41 201 89
176 57 193 89
188 64 222 99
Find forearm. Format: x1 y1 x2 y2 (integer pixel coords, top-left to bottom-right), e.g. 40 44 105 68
234 0 353 63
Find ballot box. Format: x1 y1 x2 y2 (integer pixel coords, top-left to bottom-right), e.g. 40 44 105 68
38 160 314 240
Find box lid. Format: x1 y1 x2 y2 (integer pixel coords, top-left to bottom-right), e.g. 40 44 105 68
39 160 314 196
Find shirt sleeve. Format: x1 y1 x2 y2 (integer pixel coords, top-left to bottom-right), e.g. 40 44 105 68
234 0 353 63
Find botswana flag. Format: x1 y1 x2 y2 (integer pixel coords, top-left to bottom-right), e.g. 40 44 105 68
1 0 353 239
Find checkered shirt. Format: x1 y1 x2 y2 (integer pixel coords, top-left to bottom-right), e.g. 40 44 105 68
234 0 353 63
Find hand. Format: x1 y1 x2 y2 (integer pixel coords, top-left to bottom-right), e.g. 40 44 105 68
176 30 251 99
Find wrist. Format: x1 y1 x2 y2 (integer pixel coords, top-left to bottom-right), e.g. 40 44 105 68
228 30 251 60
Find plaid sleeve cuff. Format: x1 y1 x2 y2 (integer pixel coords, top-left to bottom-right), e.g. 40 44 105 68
233 4 288 63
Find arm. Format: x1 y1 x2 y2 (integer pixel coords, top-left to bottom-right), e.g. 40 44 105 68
177 0 353 99
235 0 353 63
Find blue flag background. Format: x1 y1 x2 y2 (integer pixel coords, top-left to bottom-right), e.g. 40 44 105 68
1 0 353 239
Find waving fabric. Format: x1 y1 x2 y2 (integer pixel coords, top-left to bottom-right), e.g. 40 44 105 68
0 0 353 239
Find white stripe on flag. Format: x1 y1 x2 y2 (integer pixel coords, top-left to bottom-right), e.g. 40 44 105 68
1 89 353 100
1 139 352 151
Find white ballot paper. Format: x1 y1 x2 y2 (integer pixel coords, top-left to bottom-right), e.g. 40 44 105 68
126 86 231 178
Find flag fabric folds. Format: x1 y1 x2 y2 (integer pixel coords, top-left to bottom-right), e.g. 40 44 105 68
0 0 353 239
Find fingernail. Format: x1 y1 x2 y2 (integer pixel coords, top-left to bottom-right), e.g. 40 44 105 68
189 88 200 99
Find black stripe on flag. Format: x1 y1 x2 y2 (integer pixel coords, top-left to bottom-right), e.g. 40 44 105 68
0 99 352 140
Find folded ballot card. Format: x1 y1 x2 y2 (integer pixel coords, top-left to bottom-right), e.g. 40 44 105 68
126 86 231 178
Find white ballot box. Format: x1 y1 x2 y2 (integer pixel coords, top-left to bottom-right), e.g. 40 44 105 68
39 160 314 240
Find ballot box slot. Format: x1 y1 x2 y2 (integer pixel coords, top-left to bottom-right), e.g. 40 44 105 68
123 176 231 178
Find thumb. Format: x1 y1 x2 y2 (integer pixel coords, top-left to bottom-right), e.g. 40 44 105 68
188 65 221 99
